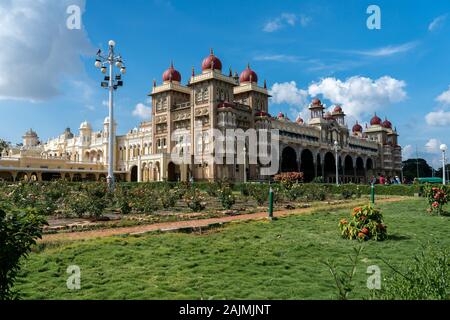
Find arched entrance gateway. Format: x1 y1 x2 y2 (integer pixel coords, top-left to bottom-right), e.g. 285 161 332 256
300 149 315 182
356 157 365 183
324 152 336 183
130 165 138 182
344 155 354 183
280 146 298 173
167 162 180 182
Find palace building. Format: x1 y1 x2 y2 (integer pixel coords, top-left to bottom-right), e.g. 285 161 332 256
0 49 402 183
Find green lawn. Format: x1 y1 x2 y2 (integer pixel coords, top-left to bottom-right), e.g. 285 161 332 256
14 198 449 299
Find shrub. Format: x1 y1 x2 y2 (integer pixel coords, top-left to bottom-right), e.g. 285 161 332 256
65 183 108 218
423 184 448 215
248 184 269 206
128 185 159 214
113 185 132 215
339 204 387 241
274 172 304 190
183 188 206 212
158 188 179 209
283 183 304 201
217 185 235 210
373 243 449 300
0 206 47 300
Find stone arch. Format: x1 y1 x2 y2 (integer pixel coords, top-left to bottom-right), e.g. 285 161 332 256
167 162 180 182
324 152 336 183
16 172 28 181
300 149 315 182
42 172 62 181
130 165 138 182
154 162 160 181
356 157 365 176
72 173 82 182
0 172 14 181
85 173 97 181
280 146 298 173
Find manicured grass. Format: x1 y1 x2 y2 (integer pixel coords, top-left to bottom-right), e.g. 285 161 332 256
14 198 449 299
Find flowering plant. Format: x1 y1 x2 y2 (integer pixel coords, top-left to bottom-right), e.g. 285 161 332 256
339 204 387 241
423 184 448 215
217 185 235 210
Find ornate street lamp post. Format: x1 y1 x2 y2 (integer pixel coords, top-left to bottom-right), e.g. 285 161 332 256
95 40 126 191
440 144 448 185
334 140 339 186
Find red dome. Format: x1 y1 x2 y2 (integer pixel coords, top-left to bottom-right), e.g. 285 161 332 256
382 118 392 129
311 98 321 105
239 64 258 83
162 62 181 82
201 49 222 71
352 121 363 133
277 112 285 118
370 114 382 125
333 105 343 113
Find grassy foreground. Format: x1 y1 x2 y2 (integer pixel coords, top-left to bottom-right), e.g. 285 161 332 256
14 198 449 299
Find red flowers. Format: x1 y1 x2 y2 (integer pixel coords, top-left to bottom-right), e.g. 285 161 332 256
424 185 449 215
339 204 388 241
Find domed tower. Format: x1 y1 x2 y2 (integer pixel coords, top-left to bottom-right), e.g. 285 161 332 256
103 117 117 138
239 64 258 84
234 63 270 117
79 121 92 146
308 98 326 125
150 61 190 155
331 105 346 126
201 48 222 73
22 128 39 147
162 61 182 83
352 121 363 137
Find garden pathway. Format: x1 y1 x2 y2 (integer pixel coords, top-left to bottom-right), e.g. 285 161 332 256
41 197 409 243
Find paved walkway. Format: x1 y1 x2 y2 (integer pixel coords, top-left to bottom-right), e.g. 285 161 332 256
41 197 408 243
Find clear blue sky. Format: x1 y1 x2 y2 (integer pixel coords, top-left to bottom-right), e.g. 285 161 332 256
0 0 449 167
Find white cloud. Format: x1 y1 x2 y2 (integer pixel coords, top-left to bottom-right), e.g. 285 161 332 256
132 103 152 120
344 42 418 57
307 76 407 119
425 138 442 154
436 86 450 105
428 14 447 31
254 54 300 63
425 110 450 126
263 13 310 32
0 0 93 102
402 144 414 159
269 81 308 106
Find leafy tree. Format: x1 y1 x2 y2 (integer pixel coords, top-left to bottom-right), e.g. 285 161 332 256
435 164 450 180
0 206 47 300
0 139 10 154
402 158 432 180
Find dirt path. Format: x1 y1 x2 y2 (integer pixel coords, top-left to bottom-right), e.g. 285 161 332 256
41 197 409 243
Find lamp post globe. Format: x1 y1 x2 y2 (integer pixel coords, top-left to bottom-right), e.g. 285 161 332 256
440 144 448 152
108 40 116 47
95 60 102 68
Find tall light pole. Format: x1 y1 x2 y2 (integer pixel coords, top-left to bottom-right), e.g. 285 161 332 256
440 144 447 185
95 40 126 191
334 140 339 186
243 145 247 183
